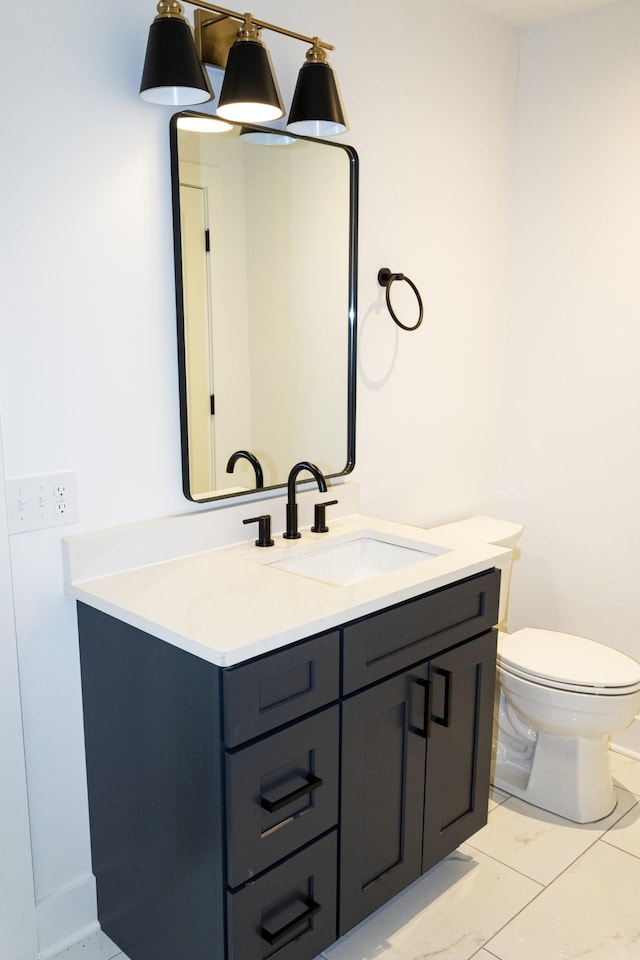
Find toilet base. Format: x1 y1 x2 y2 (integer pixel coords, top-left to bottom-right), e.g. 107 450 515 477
493 731 617 823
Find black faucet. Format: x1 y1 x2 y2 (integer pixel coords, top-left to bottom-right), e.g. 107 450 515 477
283 461 327 539
226 450 264 489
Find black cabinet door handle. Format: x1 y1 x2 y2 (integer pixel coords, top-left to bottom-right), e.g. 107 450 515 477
261 899 322 945
431 667 452 727
260 774 323 814
410 678 432 740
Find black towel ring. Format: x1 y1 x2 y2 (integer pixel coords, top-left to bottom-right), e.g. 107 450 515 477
377 267 424 332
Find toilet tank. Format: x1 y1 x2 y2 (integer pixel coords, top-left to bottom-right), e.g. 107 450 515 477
425 516 524 632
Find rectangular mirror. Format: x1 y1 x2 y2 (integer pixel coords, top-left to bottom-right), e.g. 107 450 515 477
170 113 358 502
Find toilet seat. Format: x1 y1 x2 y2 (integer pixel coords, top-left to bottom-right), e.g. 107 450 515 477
498 628 640 696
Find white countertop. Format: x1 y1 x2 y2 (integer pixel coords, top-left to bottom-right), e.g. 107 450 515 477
65 502 508 666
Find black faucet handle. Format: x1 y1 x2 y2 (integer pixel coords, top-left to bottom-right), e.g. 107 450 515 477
311 499 339 534
243 515 274 548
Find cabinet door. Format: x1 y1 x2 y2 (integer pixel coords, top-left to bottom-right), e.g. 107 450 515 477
422 630 497 872
339 667 428 935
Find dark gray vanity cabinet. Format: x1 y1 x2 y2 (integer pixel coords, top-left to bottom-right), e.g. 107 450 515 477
77 567 499 960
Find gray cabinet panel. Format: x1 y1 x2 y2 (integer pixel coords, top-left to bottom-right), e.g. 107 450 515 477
78 605 226 960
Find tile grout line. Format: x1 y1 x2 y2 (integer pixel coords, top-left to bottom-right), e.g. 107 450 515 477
469 783 640 882
599 834 640 862
473 787 640 958
480 832 640 958
470 945 503 960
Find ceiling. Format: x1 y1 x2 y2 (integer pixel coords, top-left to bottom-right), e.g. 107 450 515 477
463 0 623 27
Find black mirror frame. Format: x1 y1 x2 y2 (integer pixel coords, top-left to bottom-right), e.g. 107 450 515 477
169 113 358 503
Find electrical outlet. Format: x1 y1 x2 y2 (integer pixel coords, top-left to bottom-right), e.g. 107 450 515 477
6 471 79 534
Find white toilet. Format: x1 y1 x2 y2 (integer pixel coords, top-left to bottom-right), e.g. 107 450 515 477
427 516 640 823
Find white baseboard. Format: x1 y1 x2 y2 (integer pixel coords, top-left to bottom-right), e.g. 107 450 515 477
36 874 98 960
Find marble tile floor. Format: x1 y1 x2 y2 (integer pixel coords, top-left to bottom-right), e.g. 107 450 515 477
55 751 640 960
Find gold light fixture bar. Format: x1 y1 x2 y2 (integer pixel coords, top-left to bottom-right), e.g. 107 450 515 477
194 11 238 68
190 1 334 70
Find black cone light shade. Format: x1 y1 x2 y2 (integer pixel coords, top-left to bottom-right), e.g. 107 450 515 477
287 58 346 136
216 37 284 122
140 13 213 105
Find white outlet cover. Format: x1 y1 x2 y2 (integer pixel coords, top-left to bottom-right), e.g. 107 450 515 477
5 471 79 534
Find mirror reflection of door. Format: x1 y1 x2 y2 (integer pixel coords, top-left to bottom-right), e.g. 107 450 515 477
179 183 216 494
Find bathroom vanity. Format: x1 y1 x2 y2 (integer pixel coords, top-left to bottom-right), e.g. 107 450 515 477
66 505 503 960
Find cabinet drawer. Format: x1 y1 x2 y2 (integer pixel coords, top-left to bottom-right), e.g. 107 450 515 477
227 831 337 960
342 569 500 694
225 705 339 888
223 631 340 747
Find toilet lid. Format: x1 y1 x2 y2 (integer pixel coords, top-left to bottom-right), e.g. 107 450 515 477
498 628 640 694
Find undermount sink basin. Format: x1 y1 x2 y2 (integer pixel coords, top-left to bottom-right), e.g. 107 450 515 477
266 533 449 587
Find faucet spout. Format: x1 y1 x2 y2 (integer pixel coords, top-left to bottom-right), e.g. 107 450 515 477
226 449 264 489
284 461 327 539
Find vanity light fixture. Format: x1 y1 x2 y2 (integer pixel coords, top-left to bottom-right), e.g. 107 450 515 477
140 0 347 134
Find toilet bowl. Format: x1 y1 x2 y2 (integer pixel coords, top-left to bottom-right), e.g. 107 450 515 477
496 628 640 822
425 516 640 823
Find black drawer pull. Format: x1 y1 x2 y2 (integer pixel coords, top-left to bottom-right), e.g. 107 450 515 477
431 667 452 727
411 678 432 740
260 774 323 814
261 898 321 945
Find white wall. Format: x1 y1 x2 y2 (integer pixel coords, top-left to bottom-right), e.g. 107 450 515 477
1 0 518 953
353 1 518 526
500 0 640 757
0 423 38 960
